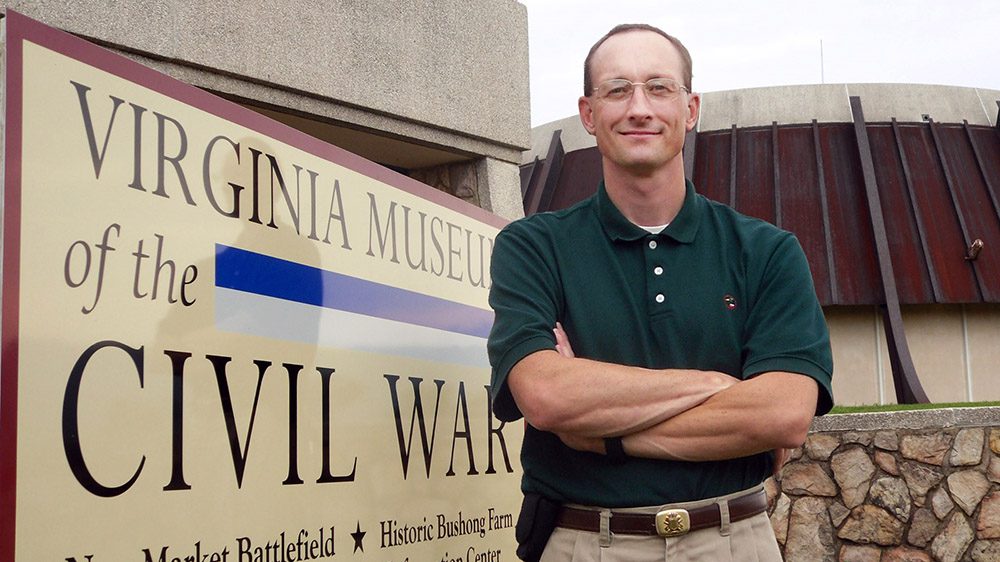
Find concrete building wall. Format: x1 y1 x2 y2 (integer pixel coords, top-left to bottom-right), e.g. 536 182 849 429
5 0 531 220
698 83 1000 131
828 305 1000 406
824 307 882 406
968 305 1000 399
897 306 969 404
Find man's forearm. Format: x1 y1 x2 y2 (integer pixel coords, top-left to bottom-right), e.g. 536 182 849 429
508 349 738 437
619 371 818 461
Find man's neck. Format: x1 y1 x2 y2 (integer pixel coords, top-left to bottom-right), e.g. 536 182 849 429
603 162 687 227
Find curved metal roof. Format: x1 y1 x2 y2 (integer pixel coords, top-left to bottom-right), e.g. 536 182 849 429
521 105 1000 307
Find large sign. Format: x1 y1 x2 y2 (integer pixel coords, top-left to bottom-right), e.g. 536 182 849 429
0 10 520 562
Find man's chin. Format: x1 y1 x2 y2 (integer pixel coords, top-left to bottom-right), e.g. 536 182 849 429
618 159 668 177
622 151 673 170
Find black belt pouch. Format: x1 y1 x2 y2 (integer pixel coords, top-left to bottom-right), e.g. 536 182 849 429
515 492 560 562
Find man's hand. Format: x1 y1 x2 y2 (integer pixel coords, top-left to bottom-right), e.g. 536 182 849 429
553 322 574 358
553 323 603 454
556 432 604 454
620 371 818 461
552 322 816 462
772 447 794 476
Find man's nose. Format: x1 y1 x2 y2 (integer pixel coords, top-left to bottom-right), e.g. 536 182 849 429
625 86 655 118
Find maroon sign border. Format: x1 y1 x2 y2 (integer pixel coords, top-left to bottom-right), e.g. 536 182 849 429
0 9 510 560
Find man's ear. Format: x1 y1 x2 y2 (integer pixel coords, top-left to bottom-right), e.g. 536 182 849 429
685 92 701 132
579 96 597 135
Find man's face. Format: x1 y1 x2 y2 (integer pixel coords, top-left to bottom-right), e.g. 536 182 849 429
578 31 700 177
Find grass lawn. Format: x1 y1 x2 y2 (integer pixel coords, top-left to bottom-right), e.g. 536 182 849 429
829 401 1000 414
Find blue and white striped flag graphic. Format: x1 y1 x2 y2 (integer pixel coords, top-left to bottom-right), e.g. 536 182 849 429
214 244 492 367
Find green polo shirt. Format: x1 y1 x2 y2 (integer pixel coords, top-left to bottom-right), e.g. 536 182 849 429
487 180 833 507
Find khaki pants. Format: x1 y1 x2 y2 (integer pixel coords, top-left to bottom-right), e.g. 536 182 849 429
540 487 782 562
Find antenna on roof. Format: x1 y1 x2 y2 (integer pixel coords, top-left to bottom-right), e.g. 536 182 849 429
820 39 825 84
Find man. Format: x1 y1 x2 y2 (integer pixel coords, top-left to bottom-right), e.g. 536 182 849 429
487 23 834 561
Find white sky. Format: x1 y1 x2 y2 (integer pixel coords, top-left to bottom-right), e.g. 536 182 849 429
519 0 1000 126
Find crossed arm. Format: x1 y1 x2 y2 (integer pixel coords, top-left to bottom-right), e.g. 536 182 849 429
507 324 818 466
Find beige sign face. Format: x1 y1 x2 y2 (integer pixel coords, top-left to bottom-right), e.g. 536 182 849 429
1 11 521 562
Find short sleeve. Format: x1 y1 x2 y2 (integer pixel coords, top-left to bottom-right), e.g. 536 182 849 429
487 221 562 422
742 233 835 415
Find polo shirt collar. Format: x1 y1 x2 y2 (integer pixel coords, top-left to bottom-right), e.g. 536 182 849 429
596 179 702 244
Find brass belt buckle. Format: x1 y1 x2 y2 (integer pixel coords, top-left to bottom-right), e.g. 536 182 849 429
655 508 690 537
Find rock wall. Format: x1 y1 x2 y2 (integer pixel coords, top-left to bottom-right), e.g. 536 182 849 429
766 408 1000 562
409 160 481 207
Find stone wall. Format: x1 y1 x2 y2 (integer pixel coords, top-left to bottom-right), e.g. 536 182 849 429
765 408 1000 562
409 160 482 208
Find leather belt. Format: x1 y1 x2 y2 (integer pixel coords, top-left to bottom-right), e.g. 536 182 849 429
556 489 767 537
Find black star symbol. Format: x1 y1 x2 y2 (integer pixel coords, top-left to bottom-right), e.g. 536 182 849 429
351 521 366 553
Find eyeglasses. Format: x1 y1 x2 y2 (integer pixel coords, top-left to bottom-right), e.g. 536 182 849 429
591 78 689 102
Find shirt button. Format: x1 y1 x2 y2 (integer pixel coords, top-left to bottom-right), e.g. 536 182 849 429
648 240 658 249
655 294 665 303
654 266 663 276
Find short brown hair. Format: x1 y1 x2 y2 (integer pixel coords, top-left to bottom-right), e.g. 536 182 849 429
583 24 693 96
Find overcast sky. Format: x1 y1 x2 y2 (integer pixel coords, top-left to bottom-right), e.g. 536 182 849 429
519 0 1000 126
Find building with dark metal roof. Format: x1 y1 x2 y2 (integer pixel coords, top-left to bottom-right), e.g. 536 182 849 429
521 83 1000 406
